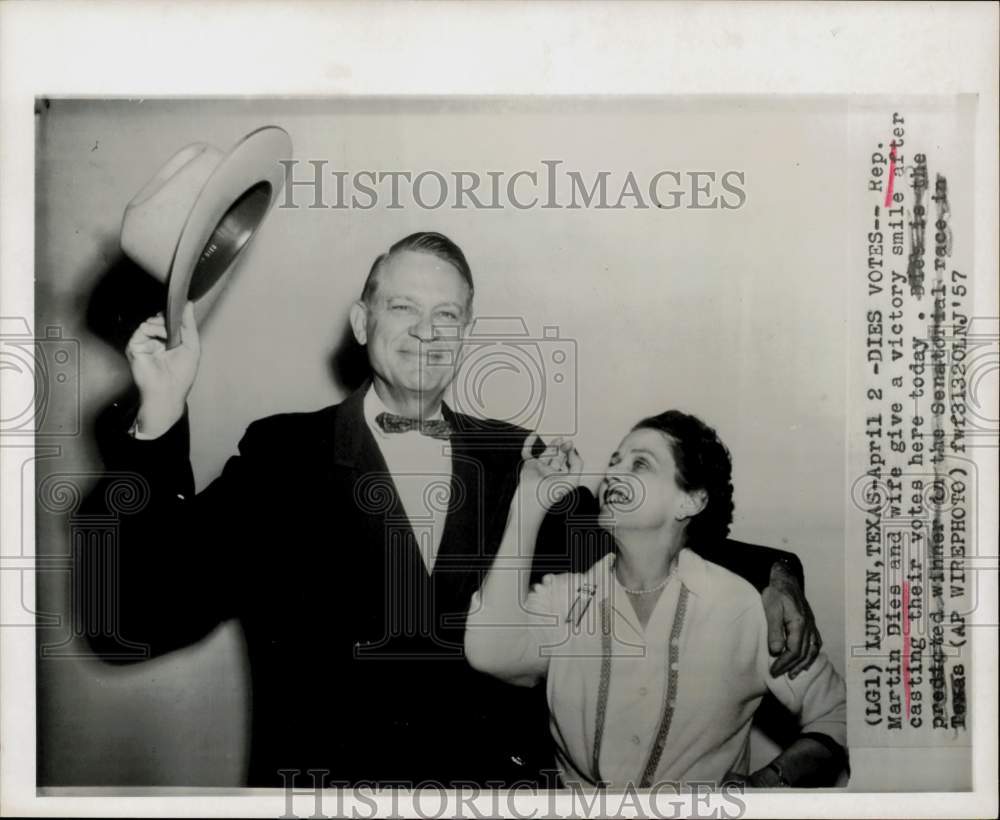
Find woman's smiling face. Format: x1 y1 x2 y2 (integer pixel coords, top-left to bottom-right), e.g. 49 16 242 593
597 427 699 533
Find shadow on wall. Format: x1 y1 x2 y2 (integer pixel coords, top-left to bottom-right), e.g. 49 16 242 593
327 319 369 395
85 245 368 398
51 244 365 787
85 247 165 354
84 245 163 444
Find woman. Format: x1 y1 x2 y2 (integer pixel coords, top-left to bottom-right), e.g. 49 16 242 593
465 410 847 789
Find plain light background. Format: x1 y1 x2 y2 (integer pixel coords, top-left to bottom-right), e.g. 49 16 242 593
34 97 849 786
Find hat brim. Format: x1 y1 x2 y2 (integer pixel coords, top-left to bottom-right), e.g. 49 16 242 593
164 125 291 348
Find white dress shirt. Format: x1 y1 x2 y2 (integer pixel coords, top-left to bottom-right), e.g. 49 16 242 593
362 385 453 574
466 548 847 789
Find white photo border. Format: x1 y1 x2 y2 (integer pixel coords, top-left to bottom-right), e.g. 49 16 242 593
2 2 997 817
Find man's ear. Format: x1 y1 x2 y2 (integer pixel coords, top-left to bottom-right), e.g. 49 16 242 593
461 311 475 338
349 301 369 346
677 488 708 520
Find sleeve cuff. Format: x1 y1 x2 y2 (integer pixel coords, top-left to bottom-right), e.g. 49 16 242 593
129 417 158 440
102 402 194 494
122 406 190 452
798 730 851 776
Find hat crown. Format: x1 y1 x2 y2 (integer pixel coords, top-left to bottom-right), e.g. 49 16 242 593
120 143 225 281
117 125 291 349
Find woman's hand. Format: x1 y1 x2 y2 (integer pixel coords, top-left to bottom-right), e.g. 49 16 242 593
518 434 583 515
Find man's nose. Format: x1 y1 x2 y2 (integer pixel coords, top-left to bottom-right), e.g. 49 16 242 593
409 314 437 342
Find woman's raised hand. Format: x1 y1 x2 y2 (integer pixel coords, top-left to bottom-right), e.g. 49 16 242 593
518 433 584 513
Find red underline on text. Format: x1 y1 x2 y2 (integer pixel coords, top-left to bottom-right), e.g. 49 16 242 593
902 580 911 719
884 141 897 208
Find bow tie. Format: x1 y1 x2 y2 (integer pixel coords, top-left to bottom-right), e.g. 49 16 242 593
375 411 453 440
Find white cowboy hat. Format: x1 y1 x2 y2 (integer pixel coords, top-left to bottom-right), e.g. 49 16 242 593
120 125 292 348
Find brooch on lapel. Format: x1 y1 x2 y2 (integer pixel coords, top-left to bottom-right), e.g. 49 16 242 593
566 583 598 627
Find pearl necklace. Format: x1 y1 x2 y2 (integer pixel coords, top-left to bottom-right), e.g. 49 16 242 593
617 555 678 595
621 575 671 595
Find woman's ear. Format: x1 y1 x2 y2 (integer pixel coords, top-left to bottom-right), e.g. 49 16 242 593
676 488 708 520
349 300 369 346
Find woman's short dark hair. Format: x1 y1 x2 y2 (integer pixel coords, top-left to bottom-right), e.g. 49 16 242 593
361 231 474 305
633 409 735 548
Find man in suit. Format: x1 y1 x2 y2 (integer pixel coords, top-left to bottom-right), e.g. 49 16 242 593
84 231 823 786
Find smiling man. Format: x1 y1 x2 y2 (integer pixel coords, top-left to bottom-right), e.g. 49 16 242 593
82 231 824 787
351 237 472 418
348 235 477 577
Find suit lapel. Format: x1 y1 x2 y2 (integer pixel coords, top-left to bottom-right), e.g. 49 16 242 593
433 404 503 616
329 391 511 614
325 390 523 655
433 443 484 572
331 383 429 589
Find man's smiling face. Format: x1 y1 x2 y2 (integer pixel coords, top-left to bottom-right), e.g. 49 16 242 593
351 249 472 402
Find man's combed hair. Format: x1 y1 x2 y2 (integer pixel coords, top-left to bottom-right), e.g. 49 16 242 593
361 231 474 304
633 409 735 548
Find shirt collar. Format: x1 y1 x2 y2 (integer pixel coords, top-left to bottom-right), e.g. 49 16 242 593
675 547 709 597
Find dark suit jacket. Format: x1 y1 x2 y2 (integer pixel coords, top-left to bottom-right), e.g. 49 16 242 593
81 384 803 786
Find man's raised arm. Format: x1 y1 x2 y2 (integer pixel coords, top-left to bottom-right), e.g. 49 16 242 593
79 302 249 659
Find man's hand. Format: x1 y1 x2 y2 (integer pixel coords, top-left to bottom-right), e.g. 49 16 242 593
519 434 583 515
125 301 201 438
762 560 821 678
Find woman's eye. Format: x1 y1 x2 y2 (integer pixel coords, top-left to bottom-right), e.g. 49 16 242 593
633 458 649 470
